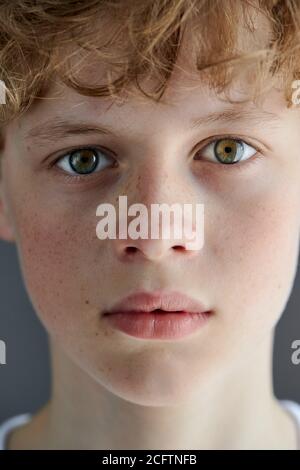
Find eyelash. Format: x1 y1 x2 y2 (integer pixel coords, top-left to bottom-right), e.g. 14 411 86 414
194 134 263 173
50 135 263 183
49 145 116 183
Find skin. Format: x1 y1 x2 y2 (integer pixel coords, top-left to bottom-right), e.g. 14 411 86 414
0 17 300 449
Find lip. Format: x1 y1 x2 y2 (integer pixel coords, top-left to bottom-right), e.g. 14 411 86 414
103 289 209 315
102 289 212 340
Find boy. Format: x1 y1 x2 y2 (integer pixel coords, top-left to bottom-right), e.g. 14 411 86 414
0 0 300 449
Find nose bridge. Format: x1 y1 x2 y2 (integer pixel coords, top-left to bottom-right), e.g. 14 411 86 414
130 147 192 206
112 157 203 261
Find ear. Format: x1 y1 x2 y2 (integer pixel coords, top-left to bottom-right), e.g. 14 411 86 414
0 182 16 243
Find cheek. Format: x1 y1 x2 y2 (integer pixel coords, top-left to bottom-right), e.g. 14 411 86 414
2 153 123 357
9 195 105 337
208 185 300 340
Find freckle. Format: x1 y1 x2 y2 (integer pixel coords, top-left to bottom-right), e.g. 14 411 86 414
85 299 90 304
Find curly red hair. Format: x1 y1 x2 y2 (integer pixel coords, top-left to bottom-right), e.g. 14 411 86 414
0 0 299 128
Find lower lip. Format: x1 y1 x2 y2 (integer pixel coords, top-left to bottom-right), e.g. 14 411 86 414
103 310 211 340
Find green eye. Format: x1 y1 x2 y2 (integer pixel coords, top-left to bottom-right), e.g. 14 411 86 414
69 149 98 174
55 146 115 177
195 136 257 166
214 138 243 164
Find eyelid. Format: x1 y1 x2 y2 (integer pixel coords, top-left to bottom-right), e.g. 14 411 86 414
47 144 117 184
197 134 262 154
202 134 262 152
193 134 262 163
191 134 266 176
50 145 115 175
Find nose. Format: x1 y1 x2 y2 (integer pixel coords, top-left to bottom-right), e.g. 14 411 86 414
115 217 203 261
110 171 204 262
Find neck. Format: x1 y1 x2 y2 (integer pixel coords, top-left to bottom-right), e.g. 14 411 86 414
14 332 297 449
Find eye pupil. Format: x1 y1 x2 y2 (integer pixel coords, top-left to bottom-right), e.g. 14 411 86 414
70 149 98 174
214 138 242 164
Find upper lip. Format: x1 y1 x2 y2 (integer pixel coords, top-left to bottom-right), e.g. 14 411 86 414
103 289 209 315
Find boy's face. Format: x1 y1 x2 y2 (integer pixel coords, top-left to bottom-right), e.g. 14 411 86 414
0 45 300 405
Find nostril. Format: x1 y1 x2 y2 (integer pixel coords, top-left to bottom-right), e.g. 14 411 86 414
173 245 185 251
125 246 138 254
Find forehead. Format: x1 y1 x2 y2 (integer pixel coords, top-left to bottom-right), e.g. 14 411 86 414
7 4 293 143
13 83 288 153
14 62 287 148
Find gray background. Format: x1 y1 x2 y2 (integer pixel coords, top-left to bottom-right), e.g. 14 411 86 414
0 239 299 423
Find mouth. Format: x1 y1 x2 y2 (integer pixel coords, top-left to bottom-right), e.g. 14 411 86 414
102 290 212 340
102 289 210 316
104 308 194 315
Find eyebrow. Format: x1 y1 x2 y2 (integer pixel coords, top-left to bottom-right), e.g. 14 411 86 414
24 108 281 145
190 108 281 129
